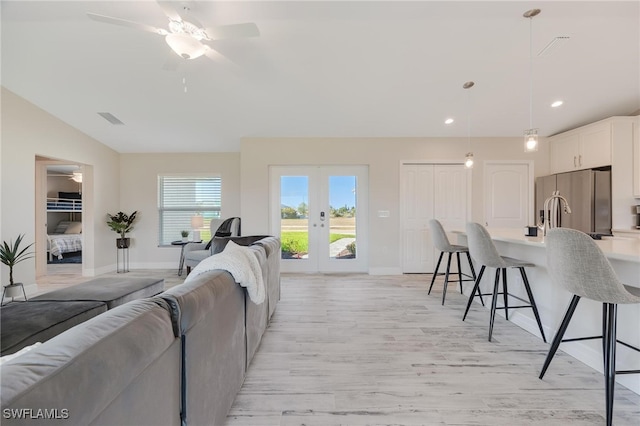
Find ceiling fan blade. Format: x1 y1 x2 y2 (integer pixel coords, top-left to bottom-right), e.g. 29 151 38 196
204 46 239 68
205 23 260 40
156 0 183 22
87 12 166 35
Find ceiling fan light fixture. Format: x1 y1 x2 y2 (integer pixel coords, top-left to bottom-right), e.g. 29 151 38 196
169 20 184 34
165 33 206 59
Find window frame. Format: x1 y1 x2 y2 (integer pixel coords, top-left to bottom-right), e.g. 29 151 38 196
157 173 222 246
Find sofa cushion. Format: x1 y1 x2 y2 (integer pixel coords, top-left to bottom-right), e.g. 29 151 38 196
30 277 164 309
0 298 181 426
0 301 107 356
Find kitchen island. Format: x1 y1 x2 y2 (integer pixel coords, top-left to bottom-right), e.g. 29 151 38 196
454 228 640 394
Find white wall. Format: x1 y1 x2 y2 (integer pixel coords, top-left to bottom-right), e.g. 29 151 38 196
240 136 550 274
119 153 241 269
1 87 120 285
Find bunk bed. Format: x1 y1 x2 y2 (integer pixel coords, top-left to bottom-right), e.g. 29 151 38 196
47 192 82 261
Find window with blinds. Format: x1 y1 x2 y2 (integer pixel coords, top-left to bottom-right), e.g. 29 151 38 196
158 175 222 246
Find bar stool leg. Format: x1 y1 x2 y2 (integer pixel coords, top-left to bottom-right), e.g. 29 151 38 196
502 268 509 321
539 295 581 379
603 303 617 426
442 253 453 305
602 303 608 362
488 268 501 342
519 267 547 342
455 252 463 294
428 252 444 295
463 265 485 321
465 252 483 306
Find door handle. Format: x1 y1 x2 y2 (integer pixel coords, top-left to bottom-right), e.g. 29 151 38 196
578 155 582 166
573 156 577 167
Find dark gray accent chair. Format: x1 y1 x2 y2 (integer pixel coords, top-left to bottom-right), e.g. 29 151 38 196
183 217 241 273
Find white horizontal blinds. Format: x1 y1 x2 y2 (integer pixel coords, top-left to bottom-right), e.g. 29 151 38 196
158 175 222 245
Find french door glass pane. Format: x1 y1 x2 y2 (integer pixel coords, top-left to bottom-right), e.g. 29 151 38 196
328 175 357 259
280 176 308 260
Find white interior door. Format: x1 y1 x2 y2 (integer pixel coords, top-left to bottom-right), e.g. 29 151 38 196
484 162 533 228
270 165 368 273
401 165 434 273
401 164 470 273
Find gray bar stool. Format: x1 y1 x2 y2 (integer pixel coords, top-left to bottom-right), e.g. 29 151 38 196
462 222 546 342
427 219 477 305
539 228 640 426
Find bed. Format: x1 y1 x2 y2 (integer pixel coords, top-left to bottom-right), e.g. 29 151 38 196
47 221 82 261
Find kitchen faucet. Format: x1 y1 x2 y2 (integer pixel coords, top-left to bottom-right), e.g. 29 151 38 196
539 190 572 236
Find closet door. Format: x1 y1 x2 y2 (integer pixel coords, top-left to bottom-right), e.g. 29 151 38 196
400 165 434 273
401 164 469 273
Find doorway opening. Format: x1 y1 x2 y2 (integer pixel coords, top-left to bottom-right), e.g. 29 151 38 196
35 157 86 279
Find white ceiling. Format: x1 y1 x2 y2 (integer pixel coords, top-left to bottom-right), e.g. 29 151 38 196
2 1 639 153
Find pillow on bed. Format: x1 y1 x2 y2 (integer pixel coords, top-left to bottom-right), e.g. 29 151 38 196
53 221 71 234
64 222 82 234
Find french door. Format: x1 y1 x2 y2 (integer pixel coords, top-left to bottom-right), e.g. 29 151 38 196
270 165 368 273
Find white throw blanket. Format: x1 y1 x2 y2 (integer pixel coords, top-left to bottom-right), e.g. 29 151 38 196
185 240 265 304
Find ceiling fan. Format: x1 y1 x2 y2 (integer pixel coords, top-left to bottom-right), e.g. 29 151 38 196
48 170 83 183
87 1 259 63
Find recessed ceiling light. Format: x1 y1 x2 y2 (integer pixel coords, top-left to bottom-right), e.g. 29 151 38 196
445 118 454 125
551 100 564 108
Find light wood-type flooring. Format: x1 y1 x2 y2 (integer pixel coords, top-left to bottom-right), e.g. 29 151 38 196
225 273 640 426
34 269 640 425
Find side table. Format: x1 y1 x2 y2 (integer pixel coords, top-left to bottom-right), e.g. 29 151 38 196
171 240 201 276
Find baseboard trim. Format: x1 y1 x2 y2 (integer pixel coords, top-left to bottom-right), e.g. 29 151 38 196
368 267 402 275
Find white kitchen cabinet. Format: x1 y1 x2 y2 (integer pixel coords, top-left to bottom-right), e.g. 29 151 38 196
549 120 612 174
549 133 580 173
634 117 640 198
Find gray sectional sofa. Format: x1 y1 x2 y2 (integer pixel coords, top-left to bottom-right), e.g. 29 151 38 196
0 236 280 426
1 277 165 356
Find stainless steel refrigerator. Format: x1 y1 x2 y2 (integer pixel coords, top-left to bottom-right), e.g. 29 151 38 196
535 169 611 235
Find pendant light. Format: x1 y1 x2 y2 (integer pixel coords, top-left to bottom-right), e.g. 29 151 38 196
463 81 475 168
524 8 541 152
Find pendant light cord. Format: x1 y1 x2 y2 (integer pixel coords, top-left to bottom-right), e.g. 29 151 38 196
529 15 533 129
467 87 471 151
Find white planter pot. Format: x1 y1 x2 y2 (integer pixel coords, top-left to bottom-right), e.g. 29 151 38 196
4 284 23 298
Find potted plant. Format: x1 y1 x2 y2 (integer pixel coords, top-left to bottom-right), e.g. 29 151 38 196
181 230 190 242
1 234 34 299
107 211 138 248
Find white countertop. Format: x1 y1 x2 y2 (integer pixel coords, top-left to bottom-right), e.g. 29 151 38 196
453 228 640 264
